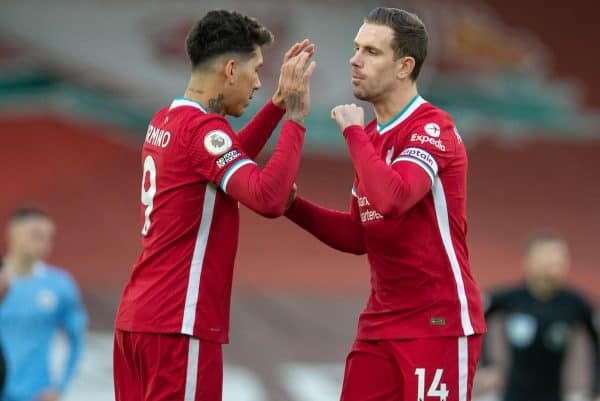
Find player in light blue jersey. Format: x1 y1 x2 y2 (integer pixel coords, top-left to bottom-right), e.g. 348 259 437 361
0 208 87 401
0 265 9 397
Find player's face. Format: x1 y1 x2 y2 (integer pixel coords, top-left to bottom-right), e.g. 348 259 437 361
525 240 569 290
8 217 55 261
349 23 402 102
227 46 263 117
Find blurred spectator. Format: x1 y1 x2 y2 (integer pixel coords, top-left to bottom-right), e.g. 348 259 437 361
0 208 87 401
0 260 8 397
478 232 599 401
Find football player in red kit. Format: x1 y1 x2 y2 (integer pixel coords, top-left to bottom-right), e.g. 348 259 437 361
286 7 486 401
113 10 316 401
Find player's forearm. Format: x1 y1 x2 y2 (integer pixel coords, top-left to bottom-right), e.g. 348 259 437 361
343 125 424 218
237 100 286 159
227 120 304 217
285 196 366 254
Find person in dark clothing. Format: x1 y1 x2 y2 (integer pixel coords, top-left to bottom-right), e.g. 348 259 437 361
479 233 599 401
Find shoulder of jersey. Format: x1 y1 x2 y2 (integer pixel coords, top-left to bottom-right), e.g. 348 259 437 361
183 113 237 157
170 108 231 139
411 104 454 131
40 264 76 285
408 104 461 146
379 101 449 134
150 106 170 122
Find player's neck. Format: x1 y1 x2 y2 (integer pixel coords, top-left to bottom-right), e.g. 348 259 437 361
373 83 418 126
3 253 36 277
184 75 226 115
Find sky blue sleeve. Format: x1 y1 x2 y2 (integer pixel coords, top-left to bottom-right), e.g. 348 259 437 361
56 273 88 394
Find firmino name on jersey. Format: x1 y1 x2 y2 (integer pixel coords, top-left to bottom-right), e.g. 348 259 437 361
145 125 171 148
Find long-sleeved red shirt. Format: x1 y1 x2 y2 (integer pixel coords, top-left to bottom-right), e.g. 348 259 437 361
287 95 486 340
116 97 303 342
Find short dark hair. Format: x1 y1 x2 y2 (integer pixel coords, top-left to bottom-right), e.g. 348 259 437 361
9 207 50 224
186 10 274 70
365 7 428 81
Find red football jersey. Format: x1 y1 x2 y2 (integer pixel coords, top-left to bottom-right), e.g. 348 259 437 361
116 98 261 343
351 95 486 340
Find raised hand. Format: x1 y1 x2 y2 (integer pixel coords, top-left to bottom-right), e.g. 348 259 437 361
283 51 317 124
331 104 364 132
272 39 315 109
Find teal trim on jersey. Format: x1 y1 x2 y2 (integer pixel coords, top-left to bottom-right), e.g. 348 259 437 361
376 94 421 132
220 158 254 192
175 97 207 113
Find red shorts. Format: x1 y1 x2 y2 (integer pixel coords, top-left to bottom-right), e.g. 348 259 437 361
340 335 482 401
113 329 223 401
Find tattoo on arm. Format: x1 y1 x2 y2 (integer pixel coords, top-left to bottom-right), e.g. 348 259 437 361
207 93 226 115
284 93 304 123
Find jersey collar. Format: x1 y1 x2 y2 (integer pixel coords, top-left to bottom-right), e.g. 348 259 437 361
169 97 207 113
376 94 427 135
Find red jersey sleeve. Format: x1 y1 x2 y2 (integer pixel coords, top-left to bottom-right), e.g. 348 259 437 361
343 126 432 218
187 115 305 217
392 114 459 184
186 115 255 188
285 192 365 255
237 100 286 159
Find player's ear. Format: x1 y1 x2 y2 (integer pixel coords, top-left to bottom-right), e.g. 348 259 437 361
396 56 415 80
224 59 237 85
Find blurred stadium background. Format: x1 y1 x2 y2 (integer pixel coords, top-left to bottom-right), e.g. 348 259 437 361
1 0 599 400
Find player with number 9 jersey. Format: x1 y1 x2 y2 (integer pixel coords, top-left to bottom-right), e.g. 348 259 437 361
116 97 300 341
113 10 316 401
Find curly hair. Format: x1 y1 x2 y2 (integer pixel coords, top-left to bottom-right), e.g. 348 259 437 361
186 10 274 70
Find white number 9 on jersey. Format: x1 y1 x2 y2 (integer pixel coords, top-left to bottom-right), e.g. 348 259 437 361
141 155 157 235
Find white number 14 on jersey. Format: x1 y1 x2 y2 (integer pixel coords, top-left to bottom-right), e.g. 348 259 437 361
414 368 448 401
